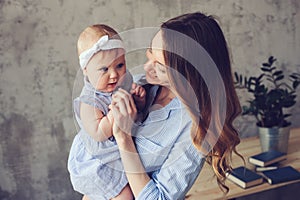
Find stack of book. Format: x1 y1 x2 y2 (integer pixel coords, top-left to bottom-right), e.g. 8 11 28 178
248 150 300 185
227 150 300 189
249 150 287 172
226 166 264 189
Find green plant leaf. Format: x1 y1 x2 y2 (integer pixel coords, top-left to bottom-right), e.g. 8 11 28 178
234 72 239 85
235 56 299 127
261 67 271 72
242 106 252 115
275 75 284 81
282 100 296 108
290 74 300 80
262 63 270 67
268 56 276 64
273 70 283 76
293 81 300 89
257 74 264 81
240 74 243 85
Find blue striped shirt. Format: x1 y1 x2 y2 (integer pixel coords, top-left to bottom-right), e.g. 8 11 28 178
132 85 206 199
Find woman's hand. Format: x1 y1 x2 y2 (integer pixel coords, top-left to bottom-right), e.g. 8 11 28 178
111 88 137 141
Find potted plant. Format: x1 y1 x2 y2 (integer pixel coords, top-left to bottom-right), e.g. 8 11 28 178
234 56 300 153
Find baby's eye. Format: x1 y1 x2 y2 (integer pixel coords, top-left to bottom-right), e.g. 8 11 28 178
99 66 108 72
116 63 124 69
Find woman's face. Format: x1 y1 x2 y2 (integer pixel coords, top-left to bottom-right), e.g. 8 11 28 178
144 31 170 87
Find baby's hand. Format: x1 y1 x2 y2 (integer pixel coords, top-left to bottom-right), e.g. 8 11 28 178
130 83 146 111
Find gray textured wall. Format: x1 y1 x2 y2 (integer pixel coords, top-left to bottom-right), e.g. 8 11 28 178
0 0 299 199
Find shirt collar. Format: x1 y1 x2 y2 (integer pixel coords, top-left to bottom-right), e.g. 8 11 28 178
83 76 112 97
143 86 184 124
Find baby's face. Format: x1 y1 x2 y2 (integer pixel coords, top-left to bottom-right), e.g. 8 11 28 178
83 48 126 93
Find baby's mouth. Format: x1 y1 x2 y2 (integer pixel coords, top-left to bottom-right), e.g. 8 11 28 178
108 82 117 88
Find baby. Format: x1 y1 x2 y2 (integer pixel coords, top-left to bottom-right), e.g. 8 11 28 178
68 24 146 200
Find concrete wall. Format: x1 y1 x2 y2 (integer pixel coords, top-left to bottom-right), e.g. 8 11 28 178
0 0 299 199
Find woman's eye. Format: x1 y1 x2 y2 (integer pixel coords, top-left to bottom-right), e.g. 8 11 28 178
99 67 108 72
156 63 166 73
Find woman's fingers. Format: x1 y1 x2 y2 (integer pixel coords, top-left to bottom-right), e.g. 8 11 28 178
113 93 131 115
111 103 134 134
113 88 136 114
118 98 128 116
115 88 132 100
119 88 137 108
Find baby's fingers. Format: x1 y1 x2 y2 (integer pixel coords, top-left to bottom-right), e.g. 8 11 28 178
138 87 146 98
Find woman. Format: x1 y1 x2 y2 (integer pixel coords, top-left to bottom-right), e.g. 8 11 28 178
110 12 242 199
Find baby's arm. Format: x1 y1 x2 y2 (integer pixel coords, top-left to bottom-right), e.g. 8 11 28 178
131 83 146 111
80 102 113 142
111 184 133 200
82 184 133 200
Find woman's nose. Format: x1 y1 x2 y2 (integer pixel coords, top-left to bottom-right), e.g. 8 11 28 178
144 60 154 72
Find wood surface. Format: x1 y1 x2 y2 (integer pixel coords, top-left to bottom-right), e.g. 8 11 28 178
186 128 300 200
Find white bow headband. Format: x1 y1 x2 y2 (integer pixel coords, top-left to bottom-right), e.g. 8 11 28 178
79 35 125 69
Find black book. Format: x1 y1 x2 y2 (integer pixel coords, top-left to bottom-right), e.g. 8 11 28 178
261 166 300 185
226 166 264 189
248 150 286 167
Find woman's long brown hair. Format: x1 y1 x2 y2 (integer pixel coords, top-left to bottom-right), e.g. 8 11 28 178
161 12 243 192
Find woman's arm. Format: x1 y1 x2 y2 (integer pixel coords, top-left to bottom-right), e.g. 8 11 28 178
111 89 151 196
80 102 113 142
82 184 133 200
112 128 151 197
135 139 205 199
111 89 205 199
113 122 205 199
